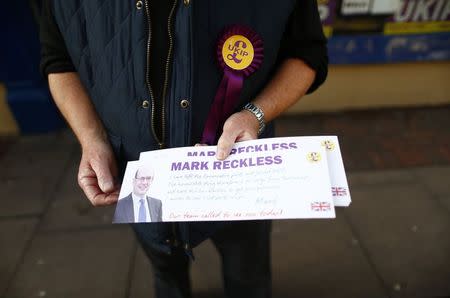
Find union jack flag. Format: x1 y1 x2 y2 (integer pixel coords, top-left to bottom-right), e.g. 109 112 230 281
332 187 347 197
311 202 331 212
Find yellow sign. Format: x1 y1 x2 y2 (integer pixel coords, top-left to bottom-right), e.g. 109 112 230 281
222 35 254 70
385 21 450 35
323 26 334 38
0 84 20 136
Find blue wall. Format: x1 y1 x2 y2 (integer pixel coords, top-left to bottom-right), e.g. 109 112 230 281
328 32 450 64
0 1 64 134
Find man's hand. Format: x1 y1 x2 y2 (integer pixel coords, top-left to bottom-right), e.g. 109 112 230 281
216 110 259 160
78 138 119 206
214 59 317 160
48 72 120 207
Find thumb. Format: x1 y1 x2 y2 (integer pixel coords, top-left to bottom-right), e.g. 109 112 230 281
91 158 116 193
216 128 240 160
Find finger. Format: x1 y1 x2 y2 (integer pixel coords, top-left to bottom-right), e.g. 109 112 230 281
93 190 119 206
216 128 240 160
195 143 208 147
91 158 116 193
78 175 119 206
78 161 117 206
78 174 103 205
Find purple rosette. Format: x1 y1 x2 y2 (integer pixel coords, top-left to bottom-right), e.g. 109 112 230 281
201 25 264 145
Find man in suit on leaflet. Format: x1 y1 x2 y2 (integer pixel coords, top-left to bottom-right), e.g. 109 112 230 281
113 167 162 223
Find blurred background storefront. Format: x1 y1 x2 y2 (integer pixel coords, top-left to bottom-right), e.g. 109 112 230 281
0 0 449 135
298 0 450 113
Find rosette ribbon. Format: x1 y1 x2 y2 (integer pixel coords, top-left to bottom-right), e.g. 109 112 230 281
201 25 264 145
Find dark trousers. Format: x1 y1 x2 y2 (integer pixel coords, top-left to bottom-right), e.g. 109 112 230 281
139 221 272 298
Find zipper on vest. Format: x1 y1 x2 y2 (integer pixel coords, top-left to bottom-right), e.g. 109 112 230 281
171 222 179 247
161 0 177 149
143 0 158 146
168 0 179 248
144 0 180 249
144 0 177 149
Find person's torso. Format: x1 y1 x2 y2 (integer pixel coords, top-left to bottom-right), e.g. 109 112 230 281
51 0 295 253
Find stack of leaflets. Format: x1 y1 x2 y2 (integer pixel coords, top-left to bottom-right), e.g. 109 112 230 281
113 136 351 224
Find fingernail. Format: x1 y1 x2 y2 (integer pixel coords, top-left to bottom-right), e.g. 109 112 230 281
102 181 113 191
217 150 225 160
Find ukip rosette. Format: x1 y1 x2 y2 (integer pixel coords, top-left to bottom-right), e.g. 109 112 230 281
202 25 264 145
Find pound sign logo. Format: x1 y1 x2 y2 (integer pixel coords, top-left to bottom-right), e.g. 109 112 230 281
222 35 254 70
227 40 247 63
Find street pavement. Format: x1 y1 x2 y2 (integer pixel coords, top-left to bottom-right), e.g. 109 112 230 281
1 109 449 298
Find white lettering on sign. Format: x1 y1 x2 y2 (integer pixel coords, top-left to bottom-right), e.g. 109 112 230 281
319 4 330 21
371 0 400 14
414 0 434 21
395 0 450 22
441 0 450 20
341 0 371 15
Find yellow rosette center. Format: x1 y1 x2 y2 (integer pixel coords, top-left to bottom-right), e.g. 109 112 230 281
222 35 254 70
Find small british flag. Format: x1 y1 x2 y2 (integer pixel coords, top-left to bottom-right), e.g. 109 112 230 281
311 202 331 212
332 187 347 197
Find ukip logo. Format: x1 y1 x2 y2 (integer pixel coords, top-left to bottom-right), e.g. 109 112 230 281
222 35 255 70
227 40 248 63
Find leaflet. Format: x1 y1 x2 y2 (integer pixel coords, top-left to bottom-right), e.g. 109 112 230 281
313 136 351 207
113 137 346 223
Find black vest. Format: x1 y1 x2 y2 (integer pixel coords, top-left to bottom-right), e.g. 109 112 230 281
52 0 296 253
